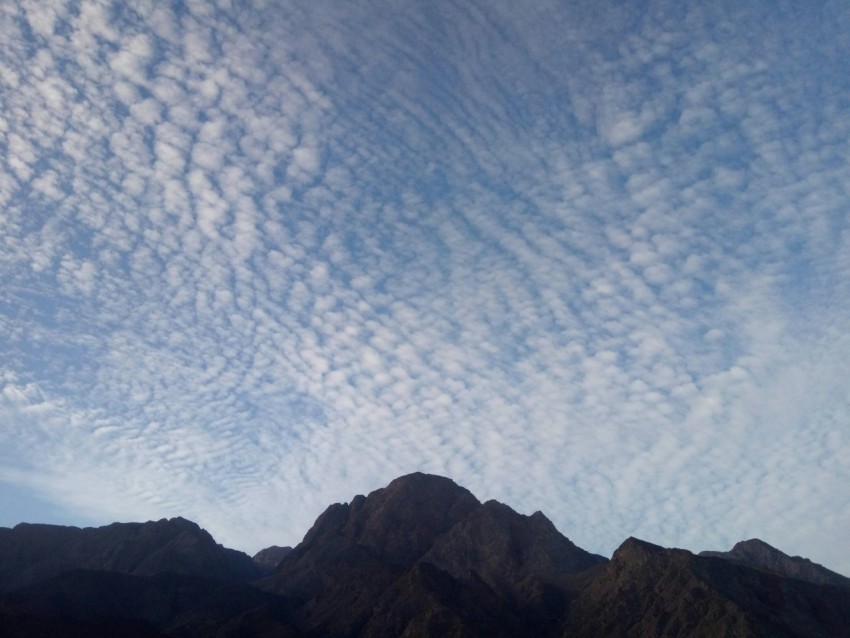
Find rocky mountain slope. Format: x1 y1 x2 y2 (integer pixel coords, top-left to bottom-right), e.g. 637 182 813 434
700 538 850 588
1 472 848 637
0 516 264 592
563 537 850 637
260 473 607 636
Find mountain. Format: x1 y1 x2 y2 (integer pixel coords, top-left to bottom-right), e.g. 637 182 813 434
259 472 485 634
1 569 298 637
1 472 849 637
252 545 293 570
562 537 850 637
260 473 605 636
420 499 606 633
0 516 264 592
0 519 294 636
700 538 850 588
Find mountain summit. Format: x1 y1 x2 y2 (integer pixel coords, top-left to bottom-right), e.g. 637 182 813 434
1 473 848 637
261 472 605 636
700 538 850 588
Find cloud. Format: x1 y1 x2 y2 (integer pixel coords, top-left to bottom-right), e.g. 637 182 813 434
0 0 848 576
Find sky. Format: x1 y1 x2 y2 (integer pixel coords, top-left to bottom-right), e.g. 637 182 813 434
1 0 849 575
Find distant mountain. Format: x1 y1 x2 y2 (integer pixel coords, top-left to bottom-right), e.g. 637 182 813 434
0 516 264 591
252 545 292 570
700 538 850 588
1 473 849 637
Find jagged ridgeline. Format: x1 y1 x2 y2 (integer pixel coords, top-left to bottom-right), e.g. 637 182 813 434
1 473 849 637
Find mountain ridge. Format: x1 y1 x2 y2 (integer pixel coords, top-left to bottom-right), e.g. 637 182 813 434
699 537 850 588
1 472 848 637
0 516 264 592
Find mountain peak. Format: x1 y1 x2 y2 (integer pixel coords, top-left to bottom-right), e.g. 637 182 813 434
278 472 481 576
252 545 292 570
611 536 666 563
733 537 773 550
340 472 480 565
379 472 474 503
700 538 850 587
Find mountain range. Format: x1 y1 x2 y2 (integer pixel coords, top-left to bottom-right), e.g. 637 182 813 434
1 472 848 637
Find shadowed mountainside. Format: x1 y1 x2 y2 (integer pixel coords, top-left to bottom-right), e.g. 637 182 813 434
562 537 850 637
0 517 263 592
1 472 848 637
700 538 850 588
260 473 606 636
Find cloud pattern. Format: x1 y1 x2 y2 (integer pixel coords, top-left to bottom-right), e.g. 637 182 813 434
1 0 849 574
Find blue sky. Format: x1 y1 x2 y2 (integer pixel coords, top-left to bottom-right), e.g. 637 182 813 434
2 0 849 574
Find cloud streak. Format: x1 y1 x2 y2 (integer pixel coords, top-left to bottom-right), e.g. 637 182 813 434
1 0 849 575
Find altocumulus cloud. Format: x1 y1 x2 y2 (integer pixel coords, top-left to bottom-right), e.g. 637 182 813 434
1 0 850 574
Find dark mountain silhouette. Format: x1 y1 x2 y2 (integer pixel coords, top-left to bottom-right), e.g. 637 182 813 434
259 473 605 636
561 537 850 637
1 472 848 637
420 499 606 634
700 538 850 588
2 569 298 637
0 517 264 592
